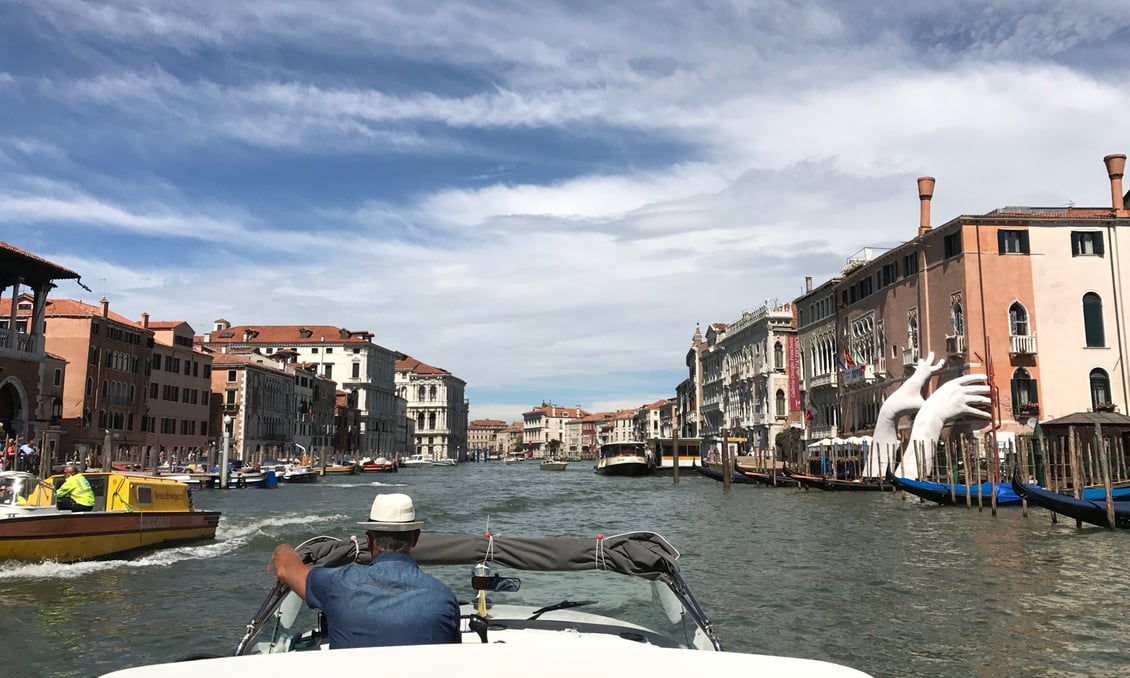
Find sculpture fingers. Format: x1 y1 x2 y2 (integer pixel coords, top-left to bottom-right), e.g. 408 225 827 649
961 405 992 418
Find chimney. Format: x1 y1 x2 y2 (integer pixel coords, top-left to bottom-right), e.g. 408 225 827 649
805 276 813 293
140 312 149 329
917 177 935 237
100 297 109 318
1104 154 1126 215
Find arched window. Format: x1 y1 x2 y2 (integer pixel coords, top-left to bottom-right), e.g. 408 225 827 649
1090 368 1112 409
1083 293 1105 347
951 302 964 336
417 385 425 401
907 311 919 355
1009 302 1029 336
773 342 784 370
428 412 437 430
775 389 786 415
1010 368 1037 413
416 413 425 429
429 385 437 401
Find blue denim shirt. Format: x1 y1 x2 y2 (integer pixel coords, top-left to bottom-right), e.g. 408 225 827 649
306 551 459 649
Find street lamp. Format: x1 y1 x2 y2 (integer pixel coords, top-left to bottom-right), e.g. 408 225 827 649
222 414 233 490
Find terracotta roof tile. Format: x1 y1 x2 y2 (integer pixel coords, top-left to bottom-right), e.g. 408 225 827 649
0 240 80 280
395 354 449 375
206 324 374 344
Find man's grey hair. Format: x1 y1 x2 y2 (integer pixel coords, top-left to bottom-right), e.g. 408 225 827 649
366 530 415 554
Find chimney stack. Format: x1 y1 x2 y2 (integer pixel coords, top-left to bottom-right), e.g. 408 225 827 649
917 177 936 237
140 312 149 329
1104 154 1126 215
805 276 813 293
100 297 109 318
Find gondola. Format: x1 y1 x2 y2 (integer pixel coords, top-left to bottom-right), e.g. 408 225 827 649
695 465 758 484
738 469 796 488
1011 478 1130 528
782 468 886 492
887 472 1023 507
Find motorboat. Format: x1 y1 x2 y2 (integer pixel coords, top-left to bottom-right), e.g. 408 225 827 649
503 454 525 464
360 457 398 473
594 442 654 476
539 459 568 471
320 463 361 476
400 454 434 469
98 531 872 677
280 465 319 484
0 470 220 563
432 458 457 467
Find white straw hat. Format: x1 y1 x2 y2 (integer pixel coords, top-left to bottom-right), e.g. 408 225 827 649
358 493 423 531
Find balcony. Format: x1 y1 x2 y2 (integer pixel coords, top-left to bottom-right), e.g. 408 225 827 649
1010 334 1037 355
902 348 919 367
810 373 835 388
873 356 887 377
945 335 967 355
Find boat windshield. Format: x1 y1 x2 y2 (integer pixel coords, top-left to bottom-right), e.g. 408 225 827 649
0 475 33 507
242 562 710 655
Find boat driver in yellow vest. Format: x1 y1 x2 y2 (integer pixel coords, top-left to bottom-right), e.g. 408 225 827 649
56 463 96 512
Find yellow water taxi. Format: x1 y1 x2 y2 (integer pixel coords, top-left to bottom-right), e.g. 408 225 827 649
0 469 221 563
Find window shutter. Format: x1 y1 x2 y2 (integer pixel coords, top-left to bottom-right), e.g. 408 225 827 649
1020 231 1030 254
1010 379 1020 410
1096 232 1105 256
997 230 1006 253
1071 232 1080 256
1028 379 1039 403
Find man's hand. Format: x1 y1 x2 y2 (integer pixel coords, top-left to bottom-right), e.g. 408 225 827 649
268 544 311 600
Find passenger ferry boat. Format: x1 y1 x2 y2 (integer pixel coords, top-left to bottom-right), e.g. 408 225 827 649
594 442 654 476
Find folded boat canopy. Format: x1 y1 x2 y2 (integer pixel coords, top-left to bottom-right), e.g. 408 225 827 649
296 531 681 581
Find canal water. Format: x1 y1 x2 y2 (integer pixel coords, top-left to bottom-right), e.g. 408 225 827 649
1 463 1127 677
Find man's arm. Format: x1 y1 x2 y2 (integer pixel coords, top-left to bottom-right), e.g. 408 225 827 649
268 544 312 600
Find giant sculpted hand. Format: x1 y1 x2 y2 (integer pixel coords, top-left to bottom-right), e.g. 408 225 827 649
896 373 991 480
864 352 945 477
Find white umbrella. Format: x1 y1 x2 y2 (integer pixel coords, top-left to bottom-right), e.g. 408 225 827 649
846 436 863 445
818 438 833 446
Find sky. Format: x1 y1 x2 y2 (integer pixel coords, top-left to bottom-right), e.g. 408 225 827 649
3 1 1130 424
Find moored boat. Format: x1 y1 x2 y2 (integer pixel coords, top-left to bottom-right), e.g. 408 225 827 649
1011 478 1130 528
594 442 654 476
400 454 434 469
782 468 886 492
360 457 399 473
0 469 221 563
320 463 361 476
695 464 758 484
280 465 319 484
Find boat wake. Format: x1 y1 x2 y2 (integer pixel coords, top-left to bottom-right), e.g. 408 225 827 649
0 512 352 580
322 480 407 488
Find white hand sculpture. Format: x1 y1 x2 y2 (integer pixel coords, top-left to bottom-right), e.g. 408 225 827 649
864 352 945 477
896 373 991 479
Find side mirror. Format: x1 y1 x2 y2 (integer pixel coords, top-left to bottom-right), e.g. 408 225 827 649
471 574 521 592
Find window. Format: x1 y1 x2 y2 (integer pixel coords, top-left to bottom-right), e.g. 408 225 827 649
429 412 437 430
86 376 94 397
152 354 161 370
903 253 919 277
775 389 786 416
908 310 919 352
325 348 333 354
880 261 898 287
1009 303 1029 337
323 364 332 379
226 389 236 405
998 229 1030 254
150 382 159 399
773 342 784 370
1090 368 1112 410
1071 231 1104 257
227 370 237 382
951 302 964 336
943 231 962 259
1083 292 1105 347
203 364 211 378
53 368 62 387
429 385 437 401
352 362 360 379
1010 368 1038 412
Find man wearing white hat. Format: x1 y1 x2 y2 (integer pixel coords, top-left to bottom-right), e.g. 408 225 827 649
269 492 459 649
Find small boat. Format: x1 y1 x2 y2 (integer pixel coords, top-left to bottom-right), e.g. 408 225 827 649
104 531 873 677
1012 478 1130 528
540 459 568 471
890 473 1130 507
889 473 1023 506
503 454 525 464
210 470 274 489
738 469 796 487
360 457 398 473
0 470 221 563
695 464 758 484
280 465 319 484
783 468 886 492
594 442 654 476
400 454 434 469
320 463 361 476
432 458 457 467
